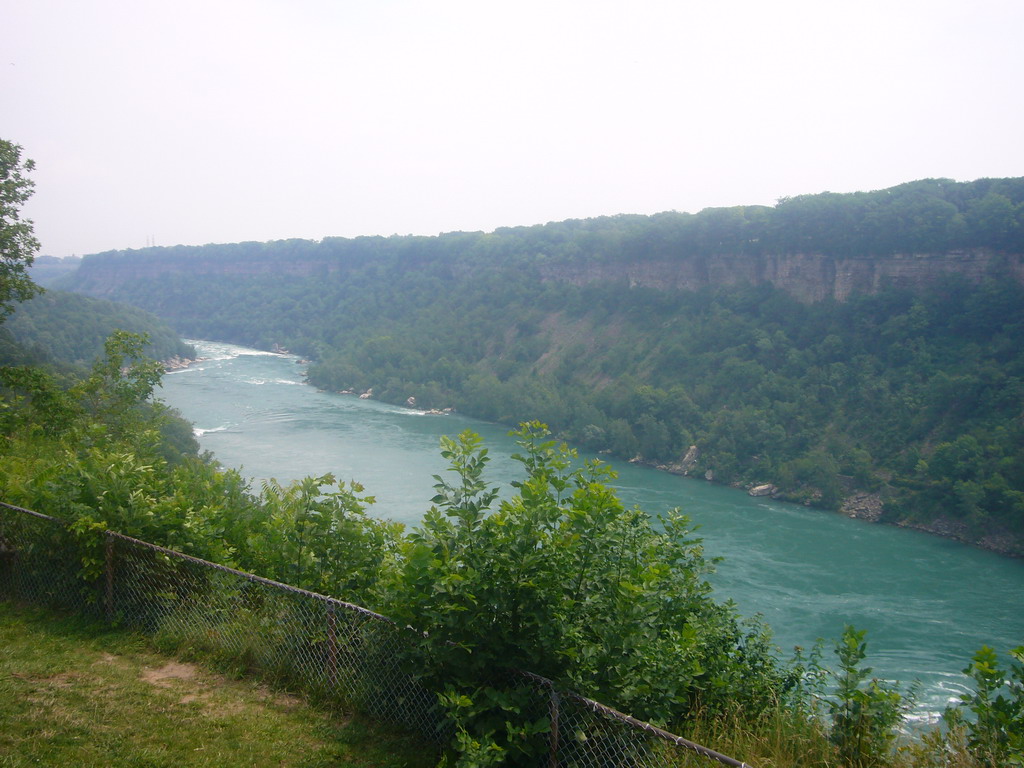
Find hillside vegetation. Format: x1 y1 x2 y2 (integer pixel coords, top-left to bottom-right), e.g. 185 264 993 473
3 288 194 368
58 177 1024 554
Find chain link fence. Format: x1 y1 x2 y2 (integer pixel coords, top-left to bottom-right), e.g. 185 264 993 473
0 501 752 767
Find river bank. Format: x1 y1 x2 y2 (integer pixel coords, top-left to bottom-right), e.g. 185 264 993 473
613 450 1024 559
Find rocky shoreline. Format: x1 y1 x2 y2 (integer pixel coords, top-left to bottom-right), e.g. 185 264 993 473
841 493 1021 558
628 447 1022 559
163 354 203 371
891 516 1021 558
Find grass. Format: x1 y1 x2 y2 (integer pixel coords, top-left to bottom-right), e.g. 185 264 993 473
661 704 985 768
1 598 989 768
661 705 839 768
0 600 438 768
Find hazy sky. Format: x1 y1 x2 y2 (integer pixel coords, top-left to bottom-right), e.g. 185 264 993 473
3 0 1022 258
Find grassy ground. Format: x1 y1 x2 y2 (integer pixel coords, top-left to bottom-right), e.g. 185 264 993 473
0 600 438 768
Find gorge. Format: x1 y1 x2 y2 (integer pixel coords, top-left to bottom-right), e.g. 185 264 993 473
53 177 1024 556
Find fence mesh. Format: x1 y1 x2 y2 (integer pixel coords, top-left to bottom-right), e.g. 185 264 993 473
0 501 751 767
0 504 97 618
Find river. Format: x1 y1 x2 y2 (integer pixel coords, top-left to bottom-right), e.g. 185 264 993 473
159 340 1024 724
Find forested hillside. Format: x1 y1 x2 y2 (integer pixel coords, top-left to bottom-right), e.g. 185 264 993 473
2 289 194 370
59 177 1024 554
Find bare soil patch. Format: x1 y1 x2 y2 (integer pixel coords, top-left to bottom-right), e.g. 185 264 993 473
140 660 202 687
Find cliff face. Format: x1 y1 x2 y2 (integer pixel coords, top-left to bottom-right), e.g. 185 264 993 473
70 246 1024 304
537 250 1024 302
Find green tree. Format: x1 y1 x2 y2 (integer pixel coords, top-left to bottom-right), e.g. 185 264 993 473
71 330 165 436
0 140 42 320
829 626 914 768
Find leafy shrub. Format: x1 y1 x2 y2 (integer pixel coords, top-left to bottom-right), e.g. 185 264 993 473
378 422 791 765
944 645 1024 767
829 626 915 768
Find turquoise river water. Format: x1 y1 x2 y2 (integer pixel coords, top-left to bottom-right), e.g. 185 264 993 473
159 340 1024 724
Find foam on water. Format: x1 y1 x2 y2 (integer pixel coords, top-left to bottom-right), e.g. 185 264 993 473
193 425 231 437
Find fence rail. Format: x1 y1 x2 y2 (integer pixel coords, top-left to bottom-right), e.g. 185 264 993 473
0 501 752 767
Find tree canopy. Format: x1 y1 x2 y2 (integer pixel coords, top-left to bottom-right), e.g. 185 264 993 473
0 140 41 320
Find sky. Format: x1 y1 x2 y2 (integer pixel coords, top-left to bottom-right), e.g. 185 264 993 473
3 0 1023 258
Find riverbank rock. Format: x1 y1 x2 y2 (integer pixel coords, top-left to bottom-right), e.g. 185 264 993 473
163 355 203 371
666 445 700 475
359 388 374 399
841 492 884 522
748 484 777 497
893 514 1022 557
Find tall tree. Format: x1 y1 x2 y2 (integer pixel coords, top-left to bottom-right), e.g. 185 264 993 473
0 139 42 321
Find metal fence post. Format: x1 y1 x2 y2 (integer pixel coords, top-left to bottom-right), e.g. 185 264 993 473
104 532 115 623
549 686 560 768
326 602 338 687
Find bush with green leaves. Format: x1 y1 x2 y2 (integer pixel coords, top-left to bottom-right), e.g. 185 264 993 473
376 422 791 765
828 625 915 768
240 473 402 603
944 645 1024 767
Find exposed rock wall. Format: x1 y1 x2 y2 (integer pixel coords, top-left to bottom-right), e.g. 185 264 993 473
72 247 1024 304
537 250 1024 302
